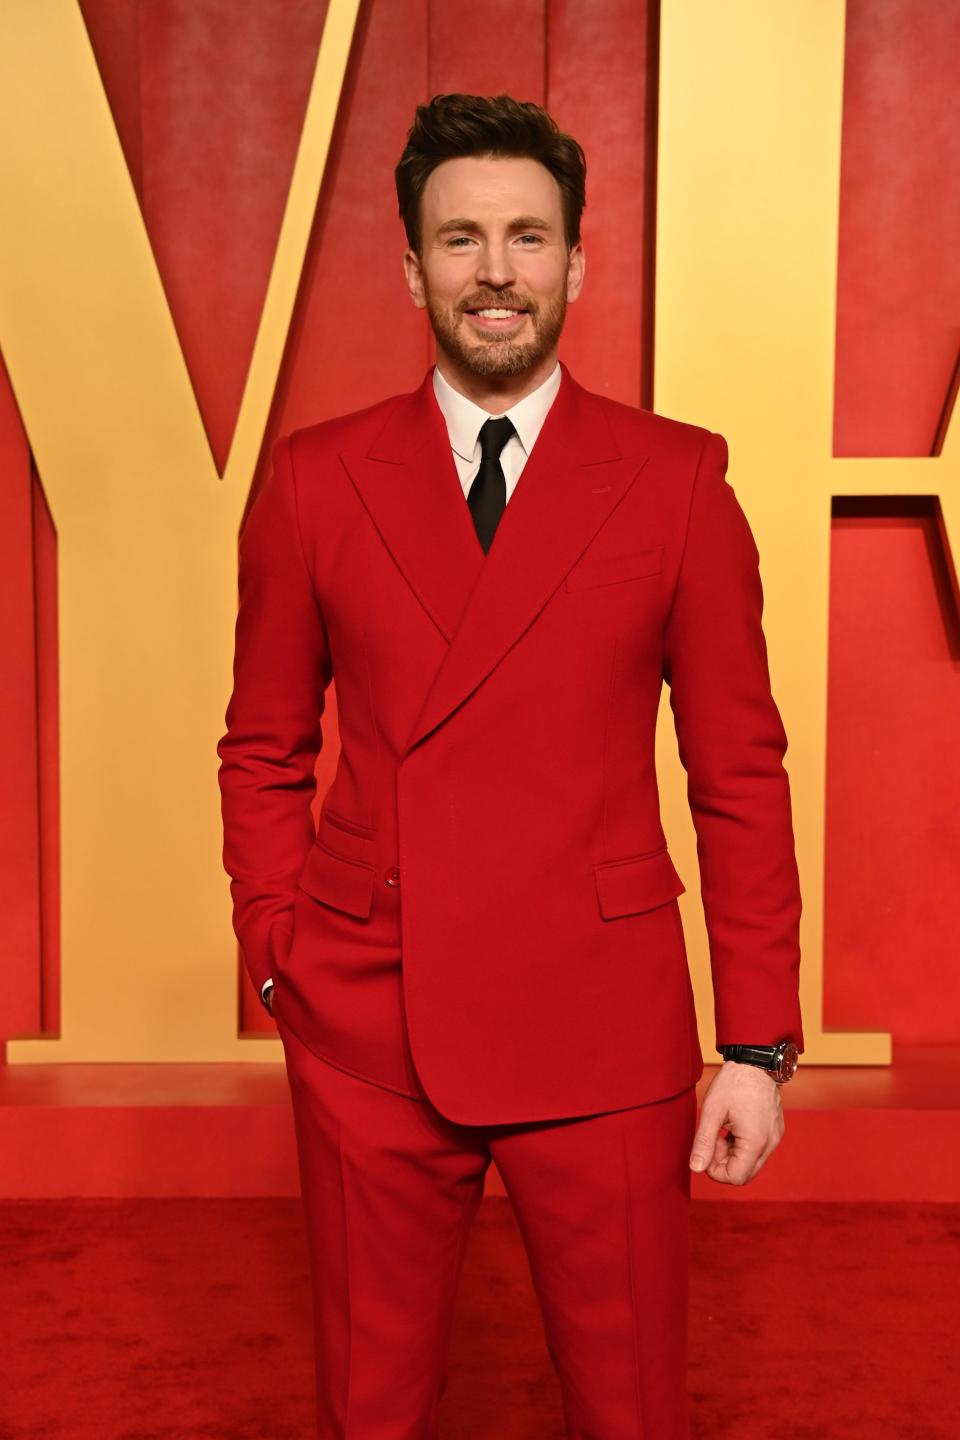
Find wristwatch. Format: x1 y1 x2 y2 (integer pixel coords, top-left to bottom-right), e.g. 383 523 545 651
718 1041 799 1085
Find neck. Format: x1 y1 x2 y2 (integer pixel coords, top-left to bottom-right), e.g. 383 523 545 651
434 348 559 412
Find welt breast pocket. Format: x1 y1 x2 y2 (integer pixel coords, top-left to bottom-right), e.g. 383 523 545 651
564 543 664 594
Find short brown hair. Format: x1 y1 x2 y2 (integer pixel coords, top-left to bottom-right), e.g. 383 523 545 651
395 93 586 256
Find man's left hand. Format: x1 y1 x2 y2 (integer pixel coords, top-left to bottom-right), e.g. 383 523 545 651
689 1061 785 1185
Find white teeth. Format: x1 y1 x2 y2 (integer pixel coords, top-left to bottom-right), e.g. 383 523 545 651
475 308 520 318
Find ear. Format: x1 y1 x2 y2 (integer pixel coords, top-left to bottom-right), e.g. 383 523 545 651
566 240 585 303
403 247 427 310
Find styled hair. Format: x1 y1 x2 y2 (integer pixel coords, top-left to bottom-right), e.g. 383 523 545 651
395 92 586 256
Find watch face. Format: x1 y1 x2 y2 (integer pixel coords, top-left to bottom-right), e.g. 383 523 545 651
778 1042 799 1081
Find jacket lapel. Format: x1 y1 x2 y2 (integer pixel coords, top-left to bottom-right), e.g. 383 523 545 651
340 361 650 759
339 369 485 644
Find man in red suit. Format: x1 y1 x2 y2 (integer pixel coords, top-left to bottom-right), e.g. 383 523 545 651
217 93 803 1438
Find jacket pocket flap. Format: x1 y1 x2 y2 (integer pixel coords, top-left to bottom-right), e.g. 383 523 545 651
318 809 376 864
298 843 375 918
594 847 685 919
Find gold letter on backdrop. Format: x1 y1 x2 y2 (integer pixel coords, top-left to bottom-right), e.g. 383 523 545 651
656 0 957 1064
0 0 361 1061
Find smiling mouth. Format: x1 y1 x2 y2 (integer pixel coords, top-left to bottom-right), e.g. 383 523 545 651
464 307 530 329
466 306 527 316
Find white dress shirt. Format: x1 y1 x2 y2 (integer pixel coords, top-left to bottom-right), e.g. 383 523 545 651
260 358 563 1009
431 358 562 501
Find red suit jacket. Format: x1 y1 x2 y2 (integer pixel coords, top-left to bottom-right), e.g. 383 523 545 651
217 361 804 1125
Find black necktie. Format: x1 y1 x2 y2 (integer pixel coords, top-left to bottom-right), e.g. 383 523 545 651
467 416 516 553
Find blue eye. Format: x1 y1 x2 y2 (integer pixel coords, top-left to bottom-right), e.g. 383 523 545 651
445 233 543 247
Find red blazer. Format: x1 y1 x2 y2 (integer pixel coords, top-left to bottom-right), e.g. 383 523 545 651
217 361 804 1125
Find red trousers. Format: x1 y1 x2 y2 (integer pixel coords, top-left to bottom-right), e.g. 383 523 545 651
277 1009 698 1439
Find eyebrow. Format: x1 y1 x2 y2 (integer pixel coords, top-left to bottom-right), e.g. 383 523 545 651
434 215 553 237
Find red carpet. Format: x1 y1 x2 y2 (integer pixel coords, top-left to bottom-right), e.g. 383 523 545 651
0 1197 956 1438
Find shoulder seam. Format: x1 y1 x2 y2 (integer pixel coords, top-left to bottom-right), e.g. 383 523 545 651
663 429 719 629
283 432 329 625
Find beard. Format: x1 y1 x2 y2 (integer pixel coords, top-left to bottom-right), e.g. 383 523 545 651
424 280 568 378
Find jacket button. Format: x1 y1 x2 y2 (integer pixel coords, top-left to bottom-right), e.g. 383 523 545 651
385 866 400 887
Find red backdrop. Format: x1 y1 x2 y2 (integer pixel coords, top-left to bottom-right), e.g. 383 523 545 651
0 0 956 1043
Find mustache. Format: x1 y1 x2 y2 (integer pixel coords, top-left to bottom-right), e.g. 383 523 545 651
461 294 535 313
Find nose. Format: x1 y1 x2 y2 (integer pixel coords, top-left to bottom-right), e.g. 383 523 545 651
474 239 516 290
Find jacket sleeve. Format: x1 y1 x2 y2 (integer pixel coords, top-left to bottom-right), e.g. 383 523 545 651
662 431 804 1053
216 434 332 998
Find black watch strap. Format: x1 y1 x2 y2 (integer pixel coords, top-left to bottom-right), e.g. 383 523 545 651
719 1041 799 1083
721 1044 779 1065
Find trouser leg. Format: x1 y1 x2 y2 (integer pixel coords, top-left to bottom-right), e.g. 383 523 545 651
277 1014 490 1440
488 1085 698 1439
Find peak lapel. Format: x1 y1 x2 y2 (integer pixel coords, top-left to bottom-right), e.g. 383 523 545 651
339 369 485 643
402 362 650 757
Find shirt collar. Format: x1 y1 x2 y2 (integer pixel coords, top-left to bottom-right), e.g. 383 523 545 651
432 360 562 462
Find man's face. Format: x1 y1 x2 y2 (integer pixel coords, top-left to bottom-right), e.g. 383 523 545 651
403 153 585 380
